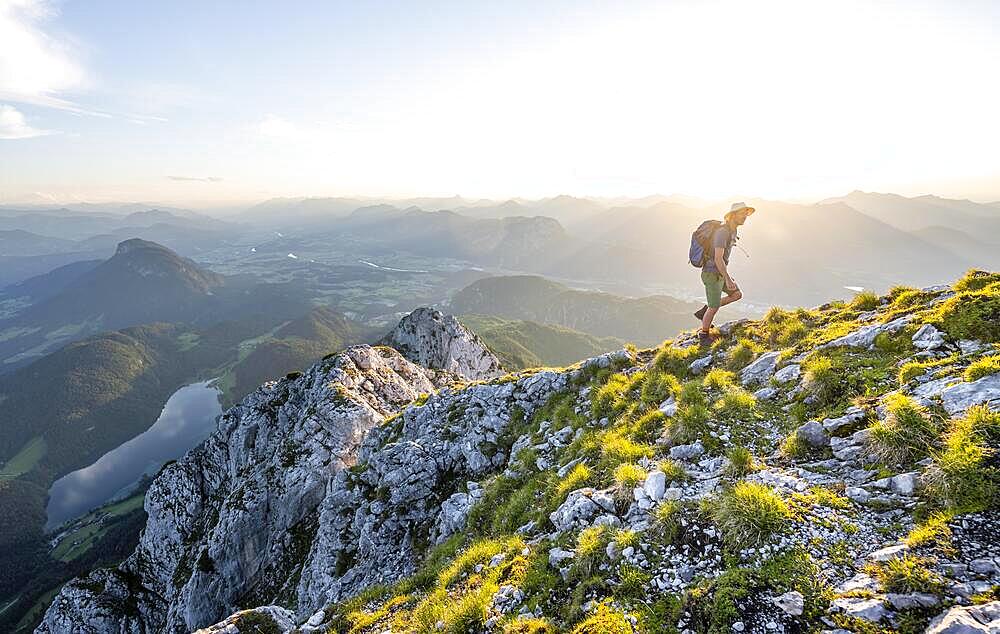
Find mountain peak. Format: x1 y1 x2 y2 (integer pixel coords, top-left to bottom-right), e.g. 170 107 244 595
381 307 504 380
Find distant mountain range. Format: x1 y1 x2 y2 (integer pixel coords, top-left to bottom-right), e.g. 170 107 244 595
458 314 624 369
0 239 316 372
450 275 702 345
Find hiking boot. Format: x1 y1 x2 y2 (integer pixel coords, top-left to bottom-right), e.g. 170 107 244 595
698 330 720 345
694 305 707 321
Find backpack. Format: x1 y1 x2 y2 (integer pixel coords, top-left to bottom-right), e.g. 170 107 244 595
689 220 722 268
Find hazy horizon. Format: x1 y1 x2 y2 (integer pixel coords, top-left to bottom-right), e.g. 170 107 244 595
3 0 1000 204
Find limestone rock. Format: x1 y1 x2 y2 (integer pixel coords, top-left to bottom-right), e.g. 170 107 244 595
193 607 296 634
796 420 830 448
381 307 504 380
820 315 912 350
774 363 801 384
741 351 780 387
773 590 805 616
926 601 1000 634
941 373 1000 416
912 324 947 350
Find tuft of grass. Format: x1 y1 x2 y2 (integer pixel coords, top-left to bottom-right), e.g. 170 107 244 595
725 446 758 478
552 463 593 507
617 561 652 600
954 269 1000 292
714 386 757 419
758 306 811 346
613 463 646 491
591 373 634 420
905 511 954 552
802 355 839 405
667 381 711 445
965 354 1000 382
866 554 945 594
658 459 689 483
850 290 880 311
437 537 523 589
652 344 702 379
727 338 764 371
923 405 1000 512
570 601 635 634
614 528 639 548
570 526 612 580
712 481 791 547
640 370 681 406
652 499 683 543
703 368 736 390
600 431 655 471
867 394 938 465
931 280 1000 342
898 355 955 385
780 430 813 460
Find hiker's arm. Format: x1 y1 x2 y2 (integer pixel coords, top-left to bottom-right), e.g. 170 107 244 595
714 247 735 289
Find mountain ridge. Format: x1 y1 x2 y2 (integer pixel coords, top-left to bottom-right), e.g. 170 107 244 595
36 272 1000 633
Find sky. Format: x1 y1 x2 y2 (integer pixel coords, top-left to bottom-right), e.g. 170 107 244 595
1 0 999 206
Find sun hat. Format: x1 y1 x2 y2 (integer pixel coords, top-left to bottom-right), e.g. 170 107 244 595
725 201 755 220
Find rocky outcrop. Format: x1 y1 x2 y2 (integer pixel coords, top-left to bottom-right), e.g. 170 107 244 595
38 344 445 633
380 307 504 380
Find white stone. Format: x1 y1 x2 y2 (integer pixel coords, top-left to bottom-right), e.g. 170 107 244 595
925 601 1000 634
774 364 801 384
941 373 1000 416
772 590 804 616
644 470 667 501
912 324 946 351
741 351 781 387
820 315 912 350
689 355 714 375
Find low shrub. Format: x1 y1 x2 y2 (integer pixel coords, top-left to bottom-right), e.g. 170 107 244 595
867 394 939 465
712 481 791 547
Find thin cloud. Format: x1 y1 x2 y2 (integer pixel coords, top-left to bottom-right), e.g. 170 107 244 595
167 175 224 182
0 104 54 139
0 0 92 112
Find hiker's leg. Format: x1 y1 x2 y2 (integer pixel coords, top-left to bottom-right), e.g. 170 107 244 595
701 306 720 332
700 271 723 332
720 289 742 306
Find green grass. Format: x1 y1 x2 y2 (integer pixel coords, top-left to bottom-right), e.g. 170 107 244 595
569 601 635 634
714 386 757 419
905 511 954 552
503 617 557 633
923 405 1000 512
726 338 764 371
725 446 757 478
613 463 646 490
639 369 680 406
866 555 945 594
712 481 791 547
849 291 880 311
0 436 47 479
965 354 1000 382
898 355 955 385
867 394 939 465
931 279 1000 342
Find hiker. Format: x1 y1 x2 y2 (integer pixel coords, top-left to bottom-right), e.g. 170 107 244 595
690 202 756 344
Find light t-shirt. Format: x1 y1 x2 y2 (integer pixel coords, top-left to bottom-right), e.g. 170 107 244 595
703 225 735 274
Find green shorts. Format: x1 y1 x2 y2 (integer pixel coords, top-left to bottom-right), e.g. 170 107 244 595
701 270 724 309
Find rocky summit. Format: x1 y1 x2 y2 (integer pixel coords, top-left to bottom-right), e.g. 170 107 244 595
38 271 1000 634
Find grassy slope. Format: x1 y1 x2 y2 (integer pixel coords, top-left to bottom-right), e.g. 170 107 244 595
323 270 1000 633
460 314 625 370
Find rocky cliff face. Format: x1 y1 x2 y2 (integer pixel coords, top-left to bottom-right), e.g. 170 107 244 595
380 307 504 380
37 274 1000 634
